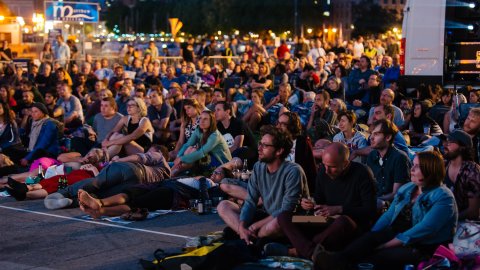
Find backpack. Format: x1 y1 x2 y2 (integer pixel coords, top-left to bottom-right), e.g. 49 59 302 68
139 240 260 270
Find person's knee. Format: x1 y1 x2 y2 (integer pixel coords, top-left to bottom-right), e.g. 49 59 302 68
276 211 292 227
334 215 357 231
110 133 124 140
217 200 234 216
259 217 281 237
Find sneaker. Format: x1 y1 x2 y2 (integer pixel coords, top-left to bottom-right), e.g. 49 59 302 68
44 193 73 209
263 242 289 257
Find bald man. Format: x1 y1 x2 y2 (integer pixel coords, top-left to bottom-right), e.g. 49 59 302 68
367 89 404 127
274 142 377 259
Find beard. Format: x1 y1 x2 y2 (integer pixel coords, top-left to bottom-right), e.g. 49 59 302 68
259 153 276 164
444 148 461 160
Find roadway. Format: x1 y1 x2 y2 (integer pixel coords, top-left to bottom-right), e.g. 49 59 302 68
0 196 226 270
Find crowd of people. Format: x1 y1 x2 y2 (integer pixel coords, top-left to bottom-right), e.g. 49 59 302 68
0 33 479 269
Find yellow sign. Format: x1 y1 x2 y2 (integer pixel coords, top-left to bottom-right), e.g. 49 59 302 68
169 18 183 38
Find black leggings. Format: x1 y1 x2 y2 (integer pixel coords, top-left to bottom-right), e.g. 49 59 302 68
126 186 175 211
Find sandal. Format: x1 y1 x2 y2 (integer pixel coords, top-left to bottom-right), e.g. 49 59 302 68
120 208 149 221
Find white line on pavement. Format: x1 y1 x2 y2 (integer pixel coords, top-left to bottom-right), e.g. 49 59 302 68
0 205 192 239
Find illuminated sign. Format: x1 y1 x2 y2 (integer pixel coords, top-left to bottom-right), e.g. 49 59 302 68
45 2 99 22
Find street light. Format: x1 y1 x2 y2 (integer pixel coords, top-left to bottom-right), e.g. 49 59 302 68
332 28 337 33
307 28 313 34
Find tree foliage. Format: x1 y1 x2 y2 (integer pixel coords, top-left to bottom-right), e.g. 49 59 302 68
351 0 401 37
103 0 328 35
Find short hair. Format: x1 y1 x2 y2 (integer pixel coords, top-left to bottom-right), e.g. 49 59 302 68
218 167 234 179
372 119 398 145
416 151 445 187
378 104 395 119
316 90 331 105
45 90 58 99
469 107 480 117
148 86 162 96
337 110 357 126
279 82 291 92
193 89 206 97
213 88 226 97
401 97 414 107
102 97 118 111
135 87 146 96
260 125 293 160
279 111 302 139
23 90 34 98
215 101 232 115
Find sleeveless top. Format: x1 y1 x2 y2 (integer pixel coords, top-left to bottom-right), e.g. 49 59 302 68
126 116 153 151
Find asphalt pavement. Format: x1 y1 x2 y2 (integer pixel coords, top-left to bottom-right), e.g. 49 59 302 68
0 196 227 270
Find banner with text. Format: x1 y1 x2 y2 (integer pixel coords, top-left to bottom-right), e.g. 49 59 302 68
45 1 99 22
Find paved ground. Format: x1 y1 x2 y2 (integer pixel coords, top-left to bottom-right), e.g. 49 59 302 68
0 196 227 270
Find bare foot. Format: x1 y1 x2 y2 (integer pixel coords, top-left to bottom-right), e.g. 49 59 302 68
83 206 102 219
78 190 102 211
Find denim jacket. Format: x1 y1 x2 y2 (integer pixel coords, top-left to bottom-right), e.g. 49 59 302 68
372 182 458 245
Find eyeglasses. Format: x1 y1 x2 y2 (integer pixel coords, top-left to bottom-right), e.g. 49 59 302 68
212 171 223 175
127 103 138 108
276 121 289 127
258 142 275 148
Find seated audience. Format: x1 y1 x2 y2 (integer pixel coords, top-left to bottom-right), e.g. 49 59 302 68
102 97 154 158
172 110 231 176
314 151 458 270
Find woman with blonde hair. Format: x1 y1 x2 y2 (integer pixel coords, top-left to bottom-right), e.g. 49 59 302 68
102 97 154 157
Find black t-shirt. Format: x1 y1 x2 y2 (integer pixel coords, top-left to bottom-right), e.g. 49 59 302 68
0 48 12 60
314 161 377 230
217 117 256 150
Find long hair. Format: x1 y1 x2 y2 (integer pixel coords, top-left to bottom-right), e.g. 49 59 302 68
200 110 217 146
0 101 13 125
181 98 202 124
416 151 445 187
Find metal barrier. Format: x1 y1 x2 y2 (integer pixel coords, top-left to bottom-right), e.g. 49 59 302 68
28 55 241 71
204 56 241 68
156 56 184 67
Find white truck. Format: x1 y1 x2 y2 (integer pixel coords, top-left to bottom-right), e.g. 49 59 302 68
400 0 480 87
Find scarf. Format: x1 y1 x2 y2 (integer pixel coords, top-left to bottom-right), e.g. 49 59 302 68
28 117 48 151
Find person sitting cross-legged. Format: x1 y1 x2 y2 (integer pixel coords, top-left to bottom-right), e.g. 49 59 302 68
314 151 458 270
268 142 376 258
217 125 309 244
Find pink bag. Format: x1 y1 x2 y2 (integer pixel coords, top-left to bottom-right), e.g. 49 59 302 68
29 158 61 172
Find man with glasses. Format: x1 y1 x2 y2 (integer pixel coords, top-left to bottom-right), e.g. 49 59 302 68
367 88 404 127
218 125 308 244
367 119 410 210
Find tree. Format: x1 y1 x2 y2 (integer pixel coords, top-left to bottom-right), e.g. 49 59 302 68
351 0 401 37
103 0 330 35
